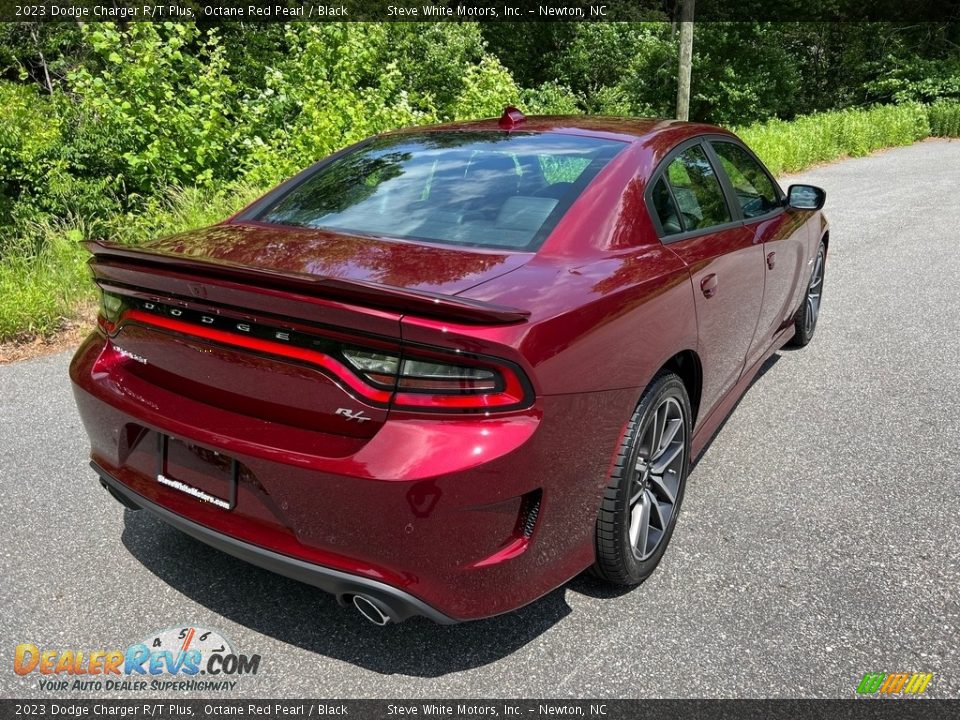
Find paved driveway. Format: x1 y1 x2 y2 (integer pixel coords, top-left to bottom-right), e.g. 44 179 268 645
2 140 958 699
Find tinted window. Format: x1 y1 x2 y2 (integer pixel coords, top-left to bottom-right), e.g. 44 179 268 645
711 141 780 218
651 178 683 236
663 145 731 231
257 133 625 250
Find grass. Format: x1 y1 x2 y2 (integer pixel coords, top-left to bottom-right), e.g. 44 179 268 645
0 184 260 342
1 102 959 344
929 101 960 137
738 103 932 176
0 223 92 341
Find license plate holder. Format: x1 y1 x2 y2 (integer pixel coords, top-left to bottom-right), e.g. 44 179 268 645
156 434 237 511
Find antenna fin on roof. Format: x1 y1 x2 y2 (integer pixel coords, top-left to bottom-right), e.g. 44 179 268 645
499 106 526 130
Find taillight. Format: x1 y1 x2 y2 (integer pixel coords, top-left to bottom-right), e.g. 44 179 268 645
340 347 530 411
97 289 123 334
96 289 533 413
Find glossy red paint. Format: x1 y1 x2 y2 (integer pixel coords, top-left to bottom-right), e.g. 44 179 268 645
70 115 827 622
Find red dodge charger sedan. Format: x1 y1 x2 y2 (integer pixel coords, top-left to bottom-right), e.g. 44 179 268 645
71 109 828 624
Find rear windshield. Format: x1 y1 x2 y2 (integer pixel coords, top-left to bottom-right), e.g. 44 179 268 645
255 132 626 250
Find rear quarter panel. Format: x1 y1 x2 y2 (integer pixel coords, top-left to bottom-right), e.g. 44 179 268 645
437 141 699 399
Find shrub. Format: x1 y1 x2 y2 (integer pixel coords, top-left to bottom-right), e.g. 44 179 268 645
0 83 66 238
67 23 238 195
236 24 433 187
520 81 581 115
451 55 522 121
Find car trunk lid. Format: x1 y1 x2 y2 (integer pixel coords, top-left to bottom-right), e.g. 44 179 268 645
85 231 531 441
143 221 532 295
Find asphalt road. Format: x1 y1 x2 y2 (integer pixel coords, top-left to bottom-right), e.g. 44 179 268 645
2 140 959 700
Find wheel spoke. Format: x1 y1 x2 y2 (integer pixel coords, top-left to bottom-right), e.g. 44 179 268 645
648 472 676 504
629 494 650 551
651 440 683 475
658 417 682 453
657 406 670 454
807 293 820 327
648 490 667 530
813 254 824 284
649 406 666 456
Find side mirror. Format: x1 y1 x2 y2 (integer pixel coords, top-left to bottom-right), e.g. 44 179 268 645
787 184 826 210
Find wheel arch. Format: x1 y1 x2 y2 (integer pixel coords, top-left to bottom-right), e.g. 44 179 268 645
660 349 703 429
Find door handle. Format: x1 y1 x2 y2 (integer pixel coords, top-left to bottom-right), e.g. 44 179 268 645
766 251 776 270
700 273 718 298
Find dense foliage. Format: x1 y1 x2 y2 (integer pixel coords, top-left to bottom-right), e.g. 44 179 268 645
0 20 958 341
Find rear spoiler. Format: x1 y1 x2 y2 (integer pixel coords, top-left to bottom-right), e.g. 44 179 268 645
84 241 530 325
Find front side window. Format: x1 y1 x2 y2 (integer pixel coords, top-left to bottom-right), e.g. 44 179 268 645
662 145 732 232
256 132 625 250
710 141 780 219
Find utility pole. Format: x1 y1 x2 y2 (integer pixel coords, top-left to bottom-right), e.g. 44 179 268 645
676 0 695 121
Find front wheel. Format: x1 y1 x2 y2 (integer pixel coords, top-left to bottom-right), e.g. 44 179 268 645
789 241 826 347
593 372 692 585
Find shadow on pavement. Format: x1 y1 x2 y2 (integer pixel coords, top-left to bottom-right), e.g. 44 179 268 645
690 353 780 471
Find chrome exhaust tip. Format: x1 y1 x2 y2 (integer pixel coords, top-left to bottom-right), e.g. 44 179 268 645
352 594 392 626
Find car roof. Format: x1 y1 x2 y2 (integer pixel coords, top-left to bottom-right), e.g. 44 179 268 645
384 115 736 147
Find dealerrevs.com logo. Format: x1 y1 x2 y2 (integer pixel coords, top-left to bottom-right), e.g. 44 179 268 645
13 626 261 693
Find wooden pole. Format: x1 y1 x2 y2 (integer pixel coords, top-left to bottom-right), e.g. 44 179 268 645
676 0 695 121
29 25 54 95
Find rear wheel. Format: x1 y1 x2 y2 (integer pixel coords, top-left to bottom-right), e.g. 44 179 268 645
593 372 692 585
789 241 826 347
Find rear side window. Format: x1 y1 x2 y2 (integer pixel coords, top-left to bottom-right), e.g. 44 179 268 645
256 132 625 251
662 145 732 232
710 141 780 218
651 179 683 236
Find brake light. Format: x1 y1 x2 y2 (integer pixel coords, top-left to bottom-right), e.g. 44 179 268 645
340 347 528 410
96 289 534 413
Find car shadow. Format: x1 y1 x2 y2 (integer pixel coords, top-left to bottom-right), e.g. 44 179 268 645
689 353 781 472
120 510 572 677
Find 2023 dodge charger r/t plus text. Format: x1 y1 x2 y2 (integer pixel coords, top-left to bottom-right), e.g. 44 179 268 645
71 109 828 625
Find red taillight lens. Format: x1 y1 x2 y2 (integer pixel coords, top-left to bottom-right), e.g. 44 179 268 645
341 346 530 411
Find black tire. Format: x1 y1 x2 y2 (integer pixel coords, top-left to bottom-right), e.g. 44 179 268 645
593 371 692 585
788 240 826 348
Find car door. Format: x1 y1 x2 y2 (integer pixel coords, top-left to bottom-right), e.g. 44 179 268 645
708 139 811 369
647 140 765 417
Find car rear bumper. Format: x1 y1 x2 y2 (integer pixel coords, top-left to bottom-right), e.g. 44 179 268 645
91 461 456 624
71 331 637 621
